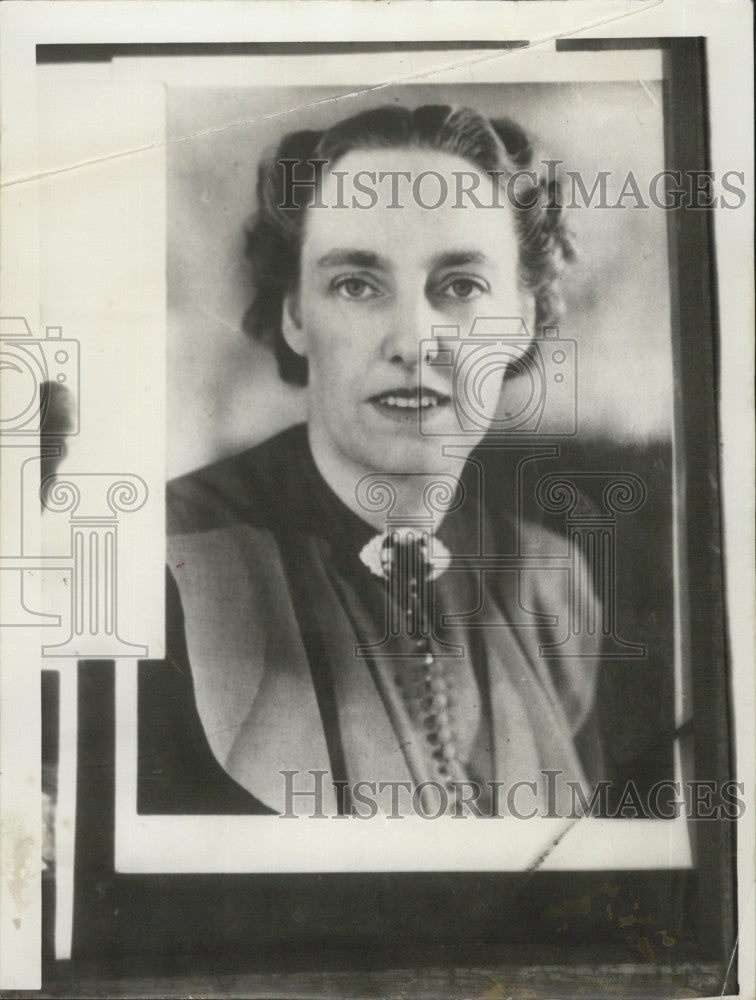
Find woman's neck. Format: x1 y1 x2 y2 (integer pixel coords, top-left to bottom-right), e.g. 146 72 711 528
306 425 468 535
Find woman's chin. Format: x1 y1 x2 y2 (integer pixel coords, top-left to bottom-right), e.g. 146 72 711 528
354 434 472 478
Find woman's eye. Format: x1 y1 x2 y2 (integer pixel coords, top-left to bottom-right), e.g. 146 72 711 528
439 277 487 301
333 277 379 300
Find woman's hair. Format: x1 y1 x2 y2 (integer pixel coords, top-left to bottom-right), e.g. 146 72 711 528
243 104 574 385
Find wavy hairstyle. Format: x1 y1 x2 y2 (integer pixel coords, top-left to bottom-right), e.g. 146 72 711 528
243 104 574 385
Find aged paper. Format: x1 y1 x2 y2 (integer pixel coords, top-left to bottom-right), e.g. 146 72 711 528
0 2 753 996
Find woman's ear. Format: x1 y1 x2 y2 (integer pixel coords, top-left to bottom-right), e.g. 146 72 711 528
499 294 537 382
281 292 307 357
500 292 537 370
520 292 537 342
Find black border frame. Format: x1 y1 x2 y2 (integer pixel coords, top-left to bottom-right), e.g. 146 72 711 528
33 36 736 999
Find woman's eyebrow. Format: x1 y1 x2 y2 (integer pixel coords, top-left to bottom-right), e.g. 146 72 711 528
428 250 490 269
316 249 390 269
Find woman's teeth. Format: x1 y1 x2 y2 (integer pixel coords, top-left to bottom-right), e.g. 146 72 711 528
377 394 443 409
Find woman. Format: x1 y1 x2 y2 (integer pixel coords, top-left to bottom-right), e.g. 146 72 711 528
143 104 602 818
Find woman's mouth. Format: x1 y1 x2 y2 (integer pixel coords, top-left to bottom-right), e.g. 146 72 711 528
368 387 451 420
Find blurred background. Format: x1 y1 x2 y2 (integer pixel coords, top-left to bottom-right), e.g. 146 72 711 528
166 80 673 477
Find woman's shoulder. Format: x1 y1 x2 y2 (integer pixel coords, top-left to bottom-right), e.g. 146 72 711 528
167 422 307 536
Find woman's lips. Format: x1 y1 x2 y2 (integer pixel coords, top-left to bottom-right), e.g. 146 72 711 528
368 387 451 409
367 387 451 424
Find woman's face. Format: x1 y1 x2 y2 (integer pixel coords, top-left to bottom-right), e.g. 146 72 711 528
283 146 533 482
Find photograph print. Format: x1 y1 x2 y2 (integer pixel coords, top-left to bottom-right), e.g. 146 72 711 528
1 11 749 997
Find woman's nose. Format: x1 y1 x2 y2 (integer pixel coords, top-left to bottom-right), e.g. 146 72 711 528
379 297 434 368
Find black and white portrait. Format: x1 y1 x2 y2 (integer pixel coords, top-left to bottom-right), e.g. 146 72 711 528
2 9 750 997
140 79 684 826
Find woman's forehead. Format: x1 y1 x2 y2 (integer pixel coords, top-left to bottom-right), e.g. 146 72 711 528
324 145 494 182
301 147 516 268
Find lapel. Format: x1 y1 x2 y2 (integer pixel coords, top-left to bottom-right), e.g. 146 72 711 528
169 523 416 815
168 524 337 814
